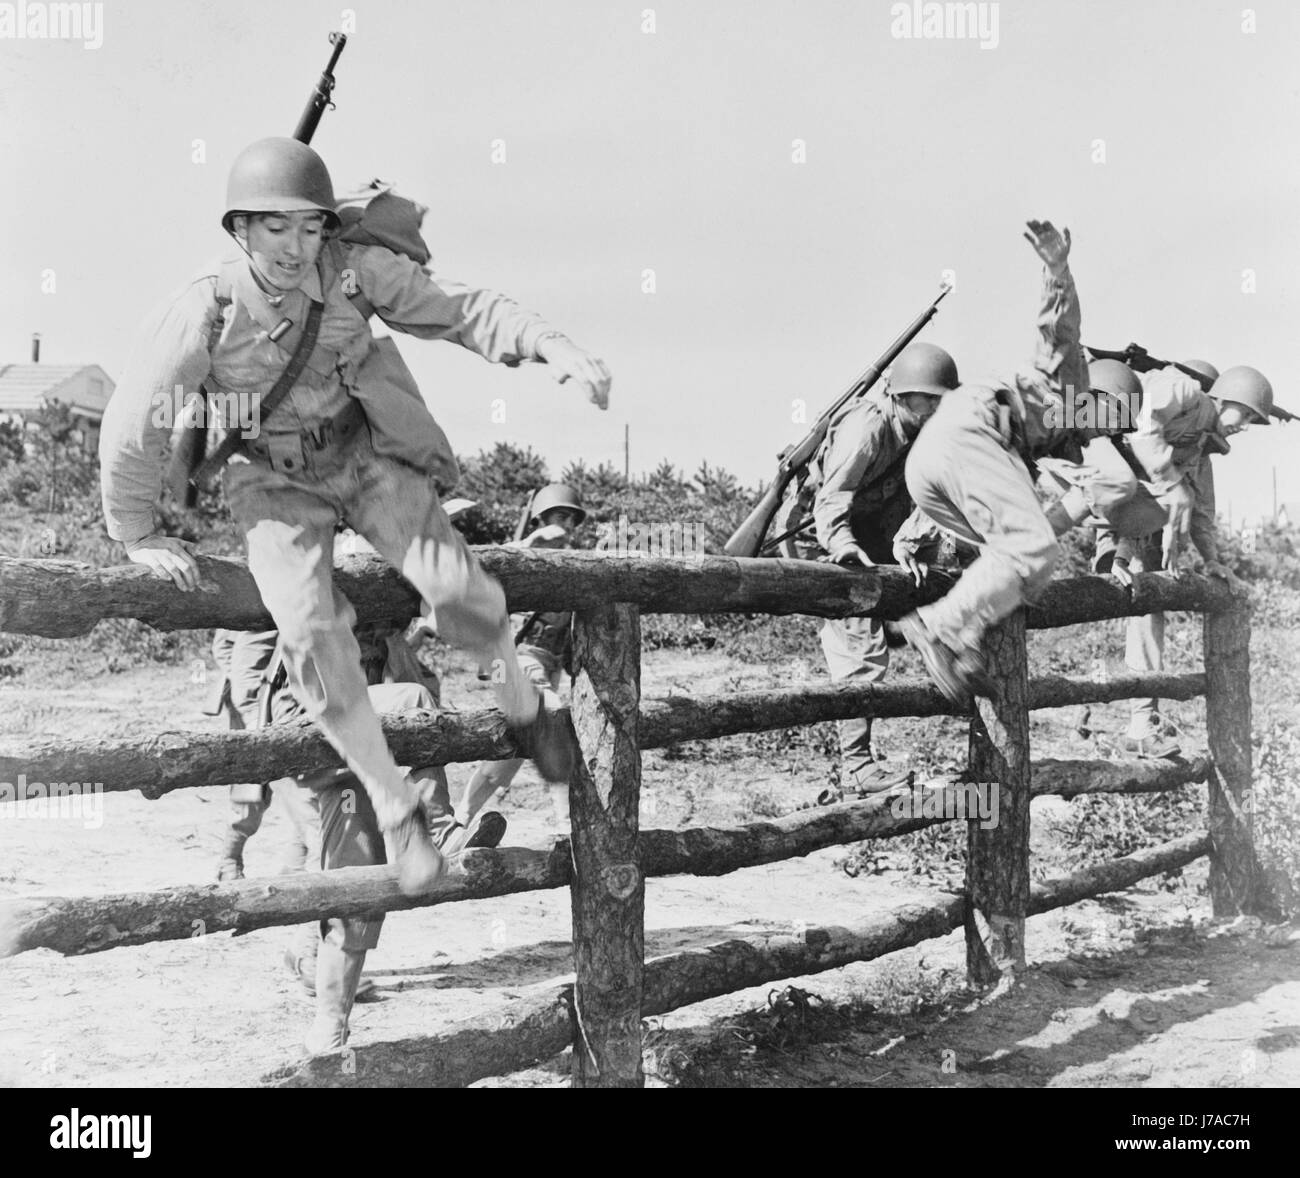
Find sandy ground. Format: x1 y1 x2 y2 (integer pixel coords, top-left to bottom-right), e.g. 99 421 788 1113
1 644 1297 1089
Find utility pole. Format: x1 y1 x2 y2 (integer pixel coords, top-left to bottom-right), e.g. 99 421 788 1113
624 423 629 482
1273 467 1278 522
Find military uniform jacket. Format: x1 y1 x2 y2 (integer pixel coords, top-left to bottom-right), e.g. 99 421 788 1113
1129 369 1226 493
100 240 557 546
812 393 917 561
1126 367 1225 559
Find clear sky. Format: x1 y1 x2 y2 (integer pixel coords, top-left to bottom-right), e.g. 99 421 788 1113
2 0 1297 522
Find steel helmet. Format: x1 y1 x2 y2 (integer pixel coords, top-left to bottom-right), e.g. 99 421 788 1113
222 137 340 234
530 483 586 524
1178 358 1220 386
888 343 959 397
1210 366 1273 425
1087 359 1142 432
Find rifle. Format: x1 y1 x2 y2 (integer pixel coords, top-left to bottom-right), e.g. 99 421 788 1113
293 31 348 143
1084 342 1216 392
723 284 952 558
170 32 349 508
1087 341 1297 424
512 490 538 542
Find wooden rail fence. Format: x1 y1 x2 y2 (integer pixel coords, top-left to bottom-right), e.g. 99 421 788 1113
0 551 1261 1088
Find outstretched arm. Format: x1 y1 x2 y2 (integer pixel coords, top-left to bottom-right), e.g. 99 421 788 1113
354 245 611 409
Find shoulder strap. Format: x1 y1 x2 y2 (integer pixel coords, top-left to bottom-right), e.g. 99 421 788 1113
190 294 325 488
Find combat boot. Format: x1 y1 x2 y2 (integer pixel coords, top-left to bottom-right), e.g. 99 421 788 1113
303 943 368 1055
898 613 994 705
433 811 508 856
848 747 913 794
385 809 446 895
1119 717 1181 760
512 700 577 784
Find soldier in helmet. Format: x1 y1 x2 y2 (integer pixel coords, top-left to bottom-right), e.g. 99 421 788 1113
1107 360 1278 756
459 483 585 828
796 342 958 796
100 138 611 897
898 220 1160 703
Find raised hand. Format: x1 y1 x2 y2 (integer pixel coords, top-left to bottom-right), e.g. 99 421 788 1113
1023 219 1072 275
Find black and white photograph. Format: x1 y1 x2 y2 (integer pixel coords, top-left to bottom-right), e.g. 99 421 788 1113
0 0 1297 1113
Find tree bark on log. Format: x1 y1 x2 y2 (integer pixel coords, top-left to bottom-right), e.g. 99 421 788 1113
1203 606 1260 915
568 603 645 1088
0 758 1207 958
965 611 1031 985
0 672 1206 799
267 831 1209 1087
0 552 1233 637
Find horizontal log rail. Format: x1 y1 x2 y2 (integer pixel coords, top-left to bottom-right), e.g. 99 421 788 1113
0 552 1238 638
0 758 1208 958
0 672 1207 798
268 831 1211 1088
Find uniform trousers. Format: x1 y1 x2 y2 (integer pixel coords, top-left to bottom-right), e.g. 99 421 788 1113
818 616 889 776
223 424 536 831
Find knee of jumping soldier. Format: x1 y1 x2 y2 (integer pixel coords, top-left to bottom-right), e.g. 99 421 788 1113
1086 465 1139 516
278 619 372 724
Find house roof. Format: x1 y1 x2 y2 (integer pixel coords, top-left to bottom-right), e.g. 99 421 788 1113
0 364 114 418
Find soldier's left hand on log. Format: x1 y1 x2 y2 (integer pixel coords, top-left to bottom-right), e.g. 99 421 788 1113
537 334 612 410
898 551 929 588
125 533 202 593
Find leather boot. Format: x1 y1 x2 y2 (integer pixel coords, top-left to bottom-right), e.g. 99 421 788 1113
303 943 367 1055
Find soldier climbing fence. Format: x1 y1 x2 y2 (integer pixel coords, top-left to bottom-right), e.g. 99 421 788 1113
0 549 1262 1087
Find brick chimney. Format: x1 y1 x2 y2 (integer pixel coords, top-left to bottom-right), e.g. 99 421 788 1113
31 333 41 363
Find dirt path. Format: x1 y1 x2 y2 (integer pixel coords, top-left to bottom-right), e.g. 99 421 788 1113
1 652 1296 1088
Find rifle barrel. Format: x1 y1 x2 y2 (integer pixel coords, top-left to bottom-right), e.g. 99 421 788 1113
293 31 347 144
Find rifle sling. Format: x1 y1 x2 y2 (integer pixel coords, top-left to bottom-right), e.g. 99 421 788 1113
190 296 325 488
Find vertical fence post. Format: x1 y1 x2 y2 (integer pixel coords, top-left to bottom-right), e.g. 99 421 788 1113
568 602 644 1088
964 609 1031 986
1203 603 1260 915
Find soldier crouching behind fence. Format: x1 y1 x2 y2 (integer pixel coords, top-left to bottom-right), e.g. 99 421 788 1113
459 483 586 828
99 137 612 896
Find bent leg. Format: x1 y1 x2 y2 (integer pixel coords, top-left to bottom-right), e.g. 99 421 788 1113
226 465 421 831
346 450 537 727
905 391 1059 652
